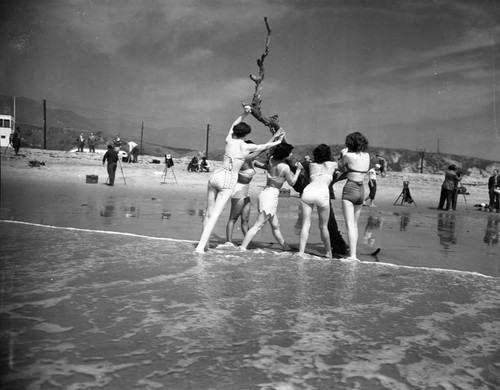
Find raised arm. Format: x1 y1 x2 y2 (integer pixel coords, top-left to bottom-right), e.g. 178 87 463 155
246 129 285 160
284 162 303 186
253 160 268 170
226 106 252 142
244 132 285 155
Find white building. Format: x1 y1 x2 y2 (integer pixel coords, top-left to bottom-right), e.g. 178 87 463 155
0 114 14 147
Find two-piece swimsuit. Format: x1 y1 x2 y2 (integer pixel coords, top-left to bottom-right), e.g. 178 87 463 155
208 153 244 191
342 166 369 205
232 167 256 199
301 172 332 209
258 166 287 216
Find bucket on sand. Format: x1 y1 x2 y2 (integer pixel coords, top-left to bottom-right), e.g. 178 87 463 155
86 175 98 184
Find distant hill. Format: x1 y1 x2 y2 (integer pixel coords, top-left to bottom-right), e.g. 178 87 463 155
3 95 498 175
0 95 201 157
1 95 199 158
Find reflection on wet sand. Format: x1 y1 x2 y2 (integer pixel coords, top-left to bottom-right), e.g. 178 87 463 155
484 214 499 246
399 212 410 232
437 213 457 250
363 215 383 247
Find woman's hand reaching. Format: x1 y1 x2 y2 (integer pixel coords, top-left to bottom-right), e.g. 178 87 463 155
273 130 285 142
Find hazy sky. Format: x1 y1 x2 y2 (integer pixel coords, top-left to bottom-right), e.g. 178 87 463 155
2 0 499 160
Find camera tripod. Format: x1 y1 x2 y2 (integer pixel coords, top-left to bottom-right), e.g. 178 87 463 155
394 181 417 207
454 180 468 210
162 163 178 185
2 140 12 154
105 158 127 185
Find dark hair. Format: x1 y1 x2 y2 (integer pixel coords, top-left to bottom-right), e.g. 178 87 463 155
448 164 456 170
107 144 113 149
272 142 294 160
313 144 331 164
233 122 252 138
345 132 368 153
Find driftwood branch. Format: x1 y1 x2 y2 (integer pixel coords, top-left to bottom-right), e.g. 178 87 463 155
243 17 281 134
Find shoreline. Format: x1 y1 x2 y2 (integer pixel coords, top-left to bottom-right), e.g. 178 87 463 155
1 147 499 277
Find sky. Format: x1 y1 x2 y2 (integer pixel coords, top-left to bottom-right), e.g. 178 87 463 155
1 0 499 160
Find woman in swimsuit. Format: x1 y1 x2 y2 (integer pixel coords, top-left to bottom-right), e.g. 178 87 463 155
195 106 285 253
225 140 270 243
298 144 338 258
340 132 370 260
240 143 303 251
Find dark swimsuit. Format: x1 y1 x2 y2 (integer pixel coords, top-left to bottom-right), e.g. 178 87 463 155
342 166 369 205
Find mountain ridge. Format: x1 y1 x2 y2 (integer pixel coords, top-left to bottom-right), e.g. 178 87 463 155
2 95 498 175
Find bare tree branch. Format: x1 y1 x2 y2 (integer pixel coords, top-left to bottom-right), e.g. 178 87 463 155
243 17 281 135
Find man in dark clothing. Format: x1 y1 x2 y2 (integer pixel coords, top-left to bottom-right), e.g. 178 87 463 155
287 157 349 256
488 169 500 213
438 164 461 210
102 145 119 186
12 127 21 155
88 132 96 153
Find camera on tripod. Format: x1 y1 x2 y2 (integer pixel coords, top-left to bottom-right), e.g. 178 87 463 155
394 180 417 206
165 153 174 168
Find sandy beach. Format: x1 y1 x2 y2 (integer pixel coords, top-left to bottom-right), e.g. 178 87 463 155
0 147 497 248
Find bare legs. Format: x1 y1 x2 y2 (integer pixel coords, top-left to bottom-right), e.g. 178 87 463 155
195 185 233 253
298 201 332 258
342 200 363 259
240 212 289 251
298 201 312 255
226 197 251 243
317 204 332 258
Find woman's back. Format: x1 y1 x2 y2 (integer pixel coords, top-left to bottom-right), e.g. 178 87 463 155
309 161 337 187
266 160 287 189
343 152 370 182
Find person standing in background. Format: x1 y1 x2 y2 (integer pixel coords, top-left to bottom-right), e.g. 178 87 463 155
376 155 387 177
364 165 378 207
438 164 460 211
113 134 122 151
127 140 139 163
88 132 96 153
488 169 500 213
12 127 21 156
77 132 85 152
102 144 119 186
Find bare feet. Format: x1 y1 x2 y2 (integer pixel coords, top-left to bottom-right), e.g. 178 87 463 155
194 243 208 254
281 243 292 251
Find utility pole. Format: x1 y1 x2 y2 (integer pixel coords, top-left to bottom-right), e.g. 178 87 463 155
419 149 425 173
140 121 144 155
437 138 440 153
43 100 47 149
205 124 210 158
13 96 16 130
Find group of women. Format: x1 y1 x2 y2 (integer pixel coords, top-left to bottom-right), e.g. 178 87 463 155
194 106 370 260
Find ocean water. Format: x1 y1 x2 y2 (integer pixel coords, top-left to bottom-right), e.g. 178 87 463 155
1 221 499 389
1 179 499 276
